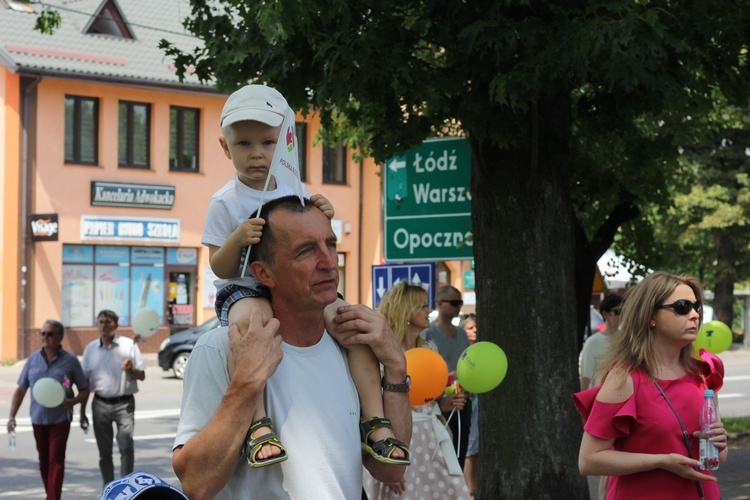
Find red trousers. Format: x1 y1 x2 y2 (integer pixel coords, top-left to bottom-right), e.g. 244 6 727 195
33 420 71 500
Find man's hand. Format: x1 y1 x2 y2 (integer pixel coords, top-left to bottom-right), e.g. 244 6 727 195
228 308 283 391
310 194 335 220
333 304 405 372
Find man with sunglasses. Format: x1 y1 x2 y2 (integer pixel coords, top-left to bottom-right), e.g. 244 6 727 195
421 285 472 468
7 319 89 500
580 294 623 392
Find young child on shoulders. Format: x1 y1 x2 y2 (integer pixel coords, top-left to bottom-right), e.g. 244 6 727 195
202 85 410 468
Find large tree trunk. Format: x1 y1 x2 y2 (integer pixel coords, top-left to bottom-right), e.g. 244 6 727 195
471 95 588 499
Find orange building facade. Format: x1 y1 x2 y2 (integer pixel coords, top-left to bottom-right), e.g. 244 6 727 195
0 1 473 361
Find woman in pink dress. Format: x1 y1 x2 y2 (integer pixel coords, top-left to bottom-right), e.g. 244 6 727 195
364 281 471 500
574 271 729 499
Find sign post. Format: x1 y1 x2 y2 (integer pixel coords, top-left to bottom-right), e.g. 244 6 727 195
371 263 434 310
383 137 473 261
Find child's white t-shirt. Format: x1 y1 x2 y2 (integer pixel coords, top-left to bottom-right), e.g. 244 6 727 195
202 175 311 291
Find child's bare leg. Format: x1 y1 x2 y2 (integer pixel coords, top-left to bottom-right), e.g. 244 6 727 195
228 297 281 461
324 299 404 460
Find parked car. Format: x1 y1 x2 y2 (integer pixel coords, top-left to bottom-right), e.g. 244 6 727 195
158 316 220 379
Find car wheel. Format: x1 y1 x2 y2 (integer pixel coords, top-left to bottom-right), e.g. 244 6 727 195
172 352 190 379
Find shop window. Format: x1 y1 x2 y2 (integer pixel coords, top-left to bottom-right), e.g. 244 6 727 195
323 143 347 184
170 106 200 172
118 101 151 169
296 121 307 182
61 244 197 328
64 95 99 165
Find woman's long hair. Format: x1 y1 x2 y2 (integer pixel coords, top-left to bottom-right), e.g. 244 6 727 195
599 271 703 385
378 281 429 348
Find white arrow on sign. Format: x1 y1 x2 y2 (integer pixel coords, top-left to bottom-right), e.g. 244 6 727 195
411 272 422 285
377 277 387 298
388 158 406 173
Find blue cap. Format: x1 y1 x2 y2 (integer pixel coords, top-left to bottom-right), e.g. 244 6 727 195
704 389 714 398
100 471 188 500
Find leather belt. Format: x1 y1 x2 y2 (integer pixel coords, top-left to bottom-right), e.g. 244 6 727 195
94 394 133 404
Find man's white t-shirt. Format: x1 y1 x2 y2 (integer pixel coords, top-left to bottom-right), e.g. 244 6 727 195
579 332 612 387
201 176 311 291
173 327 362 499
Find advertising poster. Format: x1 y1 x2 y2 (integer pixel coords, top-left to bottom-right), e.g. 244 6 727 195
62 265 93 327
94 265 130 325
130 266 164 324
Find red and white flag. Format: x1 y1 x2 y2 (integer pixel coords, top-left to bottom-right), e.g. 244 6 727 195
260 106 306 206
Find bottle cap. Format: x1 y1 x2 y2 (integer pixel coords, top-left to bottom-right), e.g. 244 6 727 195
704 389 714 398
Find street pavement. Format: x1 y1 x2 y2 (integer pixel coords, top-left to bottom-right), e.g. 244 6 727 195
1 348 748 499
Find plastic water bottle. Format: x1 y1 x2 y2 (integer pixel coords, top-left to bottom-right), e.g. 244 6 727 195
8 421 16 451
698 389 720 471
81 415 90 435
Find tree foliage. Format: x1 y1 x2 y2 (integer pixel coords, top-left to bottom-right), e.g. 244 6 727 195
159 1 750 497
616 100 750 326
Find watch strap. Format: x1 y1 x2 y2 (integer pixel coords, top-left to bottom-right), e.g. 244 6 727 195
381 375 410 393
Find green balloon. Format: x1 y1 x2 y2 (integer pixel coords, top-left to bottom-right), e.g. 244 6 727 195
694 320 733 354
456 341 508 394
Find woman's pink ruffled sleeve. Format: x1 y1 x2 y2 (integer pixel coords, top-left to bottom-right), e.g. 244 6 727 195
573 386 637 440
699 349 725 392
572 386 599 420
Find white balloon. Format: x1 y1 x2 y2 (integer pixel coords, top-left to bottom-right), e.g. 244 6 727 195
32 377 65 408
132 307 160 337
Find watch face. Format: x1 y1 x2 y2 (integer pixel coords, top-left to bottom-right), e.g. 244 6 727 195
405 376 412 390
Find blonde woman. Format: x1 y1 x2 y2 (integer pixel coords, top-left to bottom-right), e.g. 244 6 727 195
574 271 728 499
364 281 471 499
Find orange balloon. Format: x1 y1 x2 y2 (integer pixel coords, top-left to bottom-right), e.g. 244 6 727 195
405 347 449 406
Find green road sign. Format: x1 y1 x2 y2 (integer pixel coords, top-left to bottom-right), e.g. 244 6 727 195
384 138 473 261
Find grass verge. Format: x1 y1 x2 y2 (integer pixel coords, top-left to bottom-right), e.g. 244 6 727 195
724 416 750 435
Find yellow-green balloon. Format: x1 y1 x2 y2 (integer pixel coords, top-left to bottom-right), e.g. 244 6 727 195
456 341 508 393
694 320 733 355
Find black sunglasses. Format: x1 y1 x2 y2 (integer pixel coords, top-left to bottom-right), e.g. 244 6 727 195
442 299 464 307
40 330 58 337
656 299 701 315
610 308 622 316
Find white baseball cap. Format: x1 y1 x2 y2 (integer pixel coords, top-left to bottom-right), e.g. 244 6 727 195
220 84 288 128
100 471 188 500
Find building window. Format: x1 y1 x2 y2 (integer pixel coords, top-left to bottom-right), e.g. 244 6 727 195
296 121 307 182
64 95 99 165
170 106 200 172
85 0 135 39
323 143 347 184
118 101 151 169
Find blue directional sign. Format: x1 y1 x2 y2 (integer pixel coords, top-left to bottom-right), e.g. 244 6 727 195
372 263 435 310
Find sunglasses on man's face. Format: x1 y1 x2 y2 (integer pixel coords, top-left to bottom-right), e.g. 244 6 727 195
442 299 464 307
40 330 58 337
656 299 702 315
